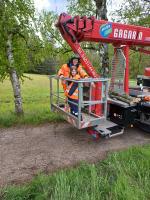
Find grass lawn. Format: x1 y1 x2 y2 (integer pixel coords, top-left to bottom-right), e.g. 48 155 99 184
2 145 150 200
0 74 63 127
130 79 137 87
0 74 136 127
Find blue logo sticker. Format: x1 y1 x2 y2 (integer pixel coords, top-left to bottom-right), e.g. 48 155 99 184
100 23 112 38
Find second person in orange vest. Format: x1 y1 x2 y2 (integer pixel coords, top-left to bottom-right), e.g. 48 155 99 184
58 55 88 91
65 66 81 118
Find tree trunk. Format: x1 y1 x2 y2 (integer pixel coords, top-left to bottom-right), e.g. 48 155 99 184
94 0 109 77
7 34 24 115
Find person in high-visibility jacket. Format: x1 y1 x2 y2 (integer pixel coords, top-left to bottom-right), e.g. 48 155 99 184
58 56 88 91
65 66 81 117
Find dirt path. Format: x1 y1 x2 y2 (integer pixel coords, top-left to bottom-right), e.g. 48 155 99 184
0 123 150 187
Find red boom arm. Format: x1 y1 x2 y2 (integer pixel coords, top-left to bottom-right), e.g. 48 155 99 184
56 13 150 70
56 13 150 115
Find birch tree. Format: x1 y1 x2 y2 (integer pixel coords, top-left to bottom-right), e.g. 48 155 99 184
94 0 109 77
0 0 39 115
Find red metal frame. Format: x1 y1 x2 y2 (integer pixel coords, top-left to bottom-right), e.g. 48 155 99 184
56 13 150 115
123 45 129 94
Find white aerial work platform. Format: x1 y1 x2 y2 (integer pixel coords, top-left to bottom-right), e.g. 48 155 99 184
50 76 124 138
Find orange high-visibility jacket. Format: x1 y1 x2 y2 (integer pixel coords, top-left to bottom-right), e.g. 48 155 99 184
58 64 88 90
65 74 80 100
58 64 88 78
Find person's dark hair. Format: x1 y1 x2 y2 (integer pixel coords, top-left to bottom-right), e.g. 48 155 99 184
67 55 80 68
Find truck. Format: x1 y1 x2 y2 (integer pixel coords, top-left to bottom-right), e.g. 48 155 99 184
50 13 150 138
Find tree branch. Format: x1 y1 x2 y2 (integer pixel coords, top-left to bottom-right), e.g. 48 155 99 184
62 46 100 54
48 30 68 51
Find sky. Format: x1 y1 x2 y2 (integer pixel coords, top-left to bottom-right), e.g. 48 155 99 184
34 0 68 13
34 0 124 18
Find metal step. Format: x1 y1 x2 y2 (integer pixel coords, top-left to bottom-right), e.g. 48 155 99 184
94 119 124 138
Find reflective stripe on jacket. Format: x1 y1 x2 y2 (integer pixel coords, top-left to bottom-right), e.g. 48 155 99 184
65 74 80 100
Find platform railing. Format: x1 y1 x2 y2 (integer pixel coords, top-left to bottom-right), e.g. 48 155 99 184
50 75 109 129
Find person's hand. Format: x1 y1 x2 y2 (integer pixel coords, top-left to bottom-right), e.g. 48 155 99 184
60 75 64 78
62 80 66 84
91 82 95 87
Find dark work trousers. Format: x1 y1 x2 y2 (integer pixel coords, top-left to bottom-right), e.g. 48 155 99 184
68 97 78 117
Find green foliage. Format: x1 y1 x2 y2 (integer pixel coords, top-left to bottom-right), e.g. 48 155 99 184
129 50 150 78
37 11 59 58
37 10 75 67
0 1 61 80
110 0 150 78
3 145 150 199
0 0 37 80
0 74 64 127
112 0 150 27
67 0 96 16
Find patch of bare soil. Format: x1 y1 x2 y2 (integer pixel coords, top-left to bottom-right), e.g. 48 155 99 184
0 123 150 187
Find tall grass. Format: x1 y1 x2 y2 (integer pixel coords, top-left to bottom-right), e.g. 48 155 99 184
2 145 150 200
0 74 64 127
